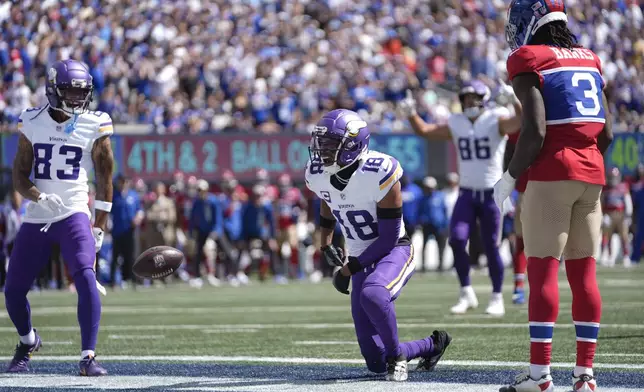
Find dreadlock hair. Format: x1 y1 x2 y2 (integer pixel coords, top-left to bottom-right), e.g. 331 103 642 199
529 21 580 49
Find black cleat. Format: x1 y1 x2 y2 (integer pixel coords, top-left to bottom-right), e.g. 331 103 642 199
416 330 452 371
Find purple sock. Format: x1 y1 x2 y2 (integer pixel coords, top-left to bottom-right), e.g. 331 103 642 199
401 336 434 360
360 285 402 358
450 239 471 287
486 249 504 293
4 286 32 336
74 269 102 351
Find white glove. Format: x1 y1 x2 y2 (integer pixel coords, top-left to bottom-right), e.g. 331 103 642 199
399 89 417 118
92 227 104 253
498 79 519 104
493 171 516 214
37 193 64 213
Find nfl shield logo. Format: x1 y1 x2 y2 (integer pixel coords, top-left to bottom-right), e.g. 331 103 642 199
340 194 346 200
153 254 166 268
56 125 63 132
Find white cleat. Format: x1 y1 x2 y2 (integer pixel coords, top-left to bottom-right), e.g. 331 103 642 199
206 274 221 287
236 271 250 285
486 294 506 316
227 275 240 287
572 374 597 392
499 372 555 392
385 355 408 382
450 286 479 314
623 255 632 268
189 278 204 289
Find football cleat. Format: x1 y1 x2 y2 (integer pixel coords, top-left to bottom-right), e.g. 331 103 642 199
416 330 452 372
486 295 506 316
623 255 632 268
79 355 107 377
499 372 555 392
6 330 42 373
450 287 478 314
385 354 408 382
572 373 597 392
513 288 525 304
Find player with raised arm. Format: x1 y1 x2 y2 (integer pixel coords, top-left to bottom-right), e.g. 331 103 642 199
306 109 451 382
4 59 113 376
494 1 613 391
399 81 522 316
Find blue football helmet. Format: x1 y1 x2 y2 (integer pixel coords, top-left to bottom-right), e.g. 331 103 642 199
310 109 370 175
46 59 94 115
506 0 568 51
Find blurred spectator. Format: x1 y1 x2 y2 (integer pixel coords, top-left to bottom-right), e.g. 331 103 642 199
219 171 246 286
189 179 223 287
400 175 423 238
1 1 641 133
419 177 448 272
275 174 305 281
241 184 277 282
142 182 177 249
110 175 143 289
1 190 26 289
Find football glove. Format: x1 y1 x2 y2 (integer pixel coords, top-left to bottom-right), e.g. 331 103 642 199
321 245 345 268
398 89 417 118
493 171 516 214
92 227 104 253
332 268 350 295
37 193 64 213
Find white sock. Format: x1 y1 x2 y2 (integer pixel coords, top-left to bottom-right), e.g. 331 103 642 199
19 329 36 346
491 292 503 301
81 350 95 359
462 285 475 296
529 364 550 380
574 366 593 377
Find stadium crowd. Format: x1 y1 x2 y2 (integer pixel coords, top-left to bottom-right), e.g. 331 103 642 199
0 166 642 292
0 0 643 134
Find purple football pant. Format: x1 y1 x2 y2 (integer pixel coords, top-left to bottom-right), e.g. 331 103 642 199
351 245 434 373
4 213 101 352
449 188 504 293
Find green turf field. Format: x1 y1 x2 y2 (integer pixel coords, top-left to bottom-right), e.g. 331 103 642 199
1 266 643 366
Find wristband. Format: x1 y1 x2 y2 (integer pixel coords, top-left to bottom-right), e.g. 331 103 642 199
347 256 362 275
94 200 112 212
319 215 336 229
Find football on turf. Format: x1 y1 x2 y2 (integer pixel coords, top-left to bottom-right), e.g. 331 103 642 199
133 246 184 279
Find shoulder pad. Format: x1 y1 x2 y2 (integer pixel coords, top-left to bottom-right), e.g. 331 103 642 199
507 46 539 81
85 111 114 135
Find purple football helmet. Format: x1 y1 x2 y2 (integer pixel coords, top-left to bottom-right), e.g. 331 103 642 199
310 109 370 174
46 59 93 115
458 80 491 119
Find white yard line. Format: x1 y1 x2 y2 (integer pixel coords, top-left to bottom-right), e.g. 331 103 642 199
1 322 643 333
0 355 642 370
108 335 165 340
3 375 642 392
42 341 74 345
203 328 260 334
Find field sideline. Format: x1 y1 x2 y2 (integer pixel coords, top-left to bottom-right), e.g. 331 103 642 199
0 267 643 391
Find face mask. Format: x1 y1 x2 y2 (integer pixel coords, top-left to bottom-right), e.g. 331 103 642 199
463 106 482 119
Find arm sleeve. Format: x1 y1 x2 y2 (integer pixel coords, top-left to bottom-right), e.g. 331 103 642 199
507 47 539 81
352 210 402 270
373 157 404 203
